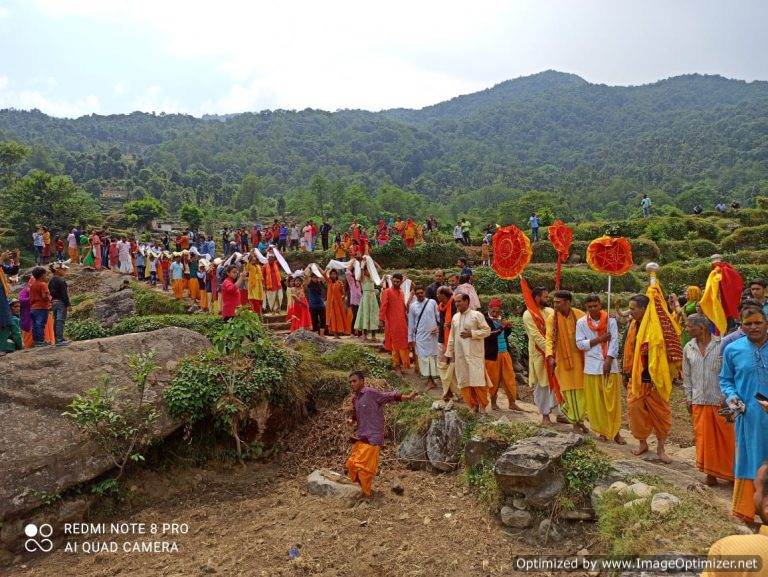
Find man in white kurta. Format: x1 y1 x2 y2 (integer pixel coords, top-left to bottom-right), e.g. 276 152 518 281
521 286 563 424
575 294 625 444
444 292 492 412
408 286 441 388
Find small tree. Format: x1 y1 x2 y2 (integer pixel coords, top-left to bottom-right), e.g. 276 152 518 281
124 197 166 229
0 140 30 187
64 352 159 480
179 202 205 230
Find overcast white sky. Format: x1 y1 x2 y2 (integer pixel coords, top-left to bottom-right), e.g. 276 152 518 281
0 0 766 117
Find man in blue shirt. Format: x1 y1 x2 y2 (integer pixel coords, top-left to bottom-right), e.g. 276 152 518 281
528 213 540 242
720 304 768 523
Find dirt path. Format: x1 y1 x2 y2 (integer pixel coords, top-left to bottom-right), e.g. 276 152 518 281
10 459 592 577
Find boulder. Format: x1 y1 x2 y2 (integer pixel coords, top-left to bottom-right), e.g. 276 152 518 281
307 469 362 499
526 471 565 510
0 327 210 523
464 435 508 469
537 519 562 543
397 432 428 469
651 492 681 515
493 430 583 497
425 410 465 472
620 482 653 499
92 288 135 328
500 506 532 529
623 497 648 509
283 329 338 353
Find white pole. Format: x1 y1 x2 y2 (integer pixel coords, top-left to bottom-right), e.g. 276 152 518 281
607 275 612 313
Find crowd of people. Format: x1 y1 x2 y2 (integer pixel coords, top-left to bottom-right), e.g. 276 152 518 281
2 219 768 533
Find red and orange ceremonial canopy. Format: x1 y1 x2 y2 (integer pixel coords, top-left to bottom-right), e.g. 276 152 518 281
492 225 532 280
548 220 573 289
586 236 633 276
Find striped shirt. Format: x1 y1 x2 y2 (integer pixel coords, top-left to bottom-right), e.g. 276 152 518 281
682 336 723 406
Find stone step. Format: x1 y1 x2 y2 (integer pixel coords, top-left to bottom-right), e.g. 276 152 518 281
262 313 287 324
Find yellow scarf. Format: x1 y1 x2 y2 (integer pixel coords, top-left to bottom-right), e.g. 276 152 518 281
700 267 727 334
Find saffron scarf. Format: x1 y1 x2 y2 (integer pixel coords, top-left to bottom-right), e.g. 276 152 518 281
586 310 609 358
521 278 563 402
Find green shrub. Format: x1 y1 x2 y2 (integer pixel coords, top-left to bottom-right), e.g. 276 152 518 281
756 196 768 211
66 319 107 341
561 440 612 498
524 267 642 293
462 462 502 512
109 314 226 338
721 224 768 251
210 308 265 353
736 207 768 227
132 284 188 316
629 238 661 262
321 343 391 378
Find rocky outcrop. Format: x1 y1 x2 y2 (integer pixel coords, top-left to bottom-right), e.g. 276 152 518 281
425 411 465 472
307 469 362 499
464 435 508 469
283 329 338 353
397 432 428 469
493 429 583 510
0 327 210 525
92 288 136 328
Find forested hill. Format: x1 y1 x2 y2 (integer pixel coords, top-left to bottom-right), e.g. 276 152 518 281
2 70 768 221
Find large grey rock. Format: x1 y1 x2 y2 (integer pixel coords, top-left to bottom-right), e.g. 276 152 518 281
464 435 507 469
650 492 681 515
397 432 428 469
425 410 465 472
307 469 362 498
500 506 532 528
0 327 210 523
92 288 136 328
283 329 338 353
526 471 565 510
494 430 583 496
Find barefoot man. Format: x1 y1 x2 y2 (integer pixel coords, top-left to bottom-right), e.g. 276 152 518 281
346 371 417 497
623 293 675 463
522 286 566 425
380 273 410 374
576 294 625 444
682 313 734 486
484 297 522 411
546 290 588 434
444 292 493 413
408 284 440 390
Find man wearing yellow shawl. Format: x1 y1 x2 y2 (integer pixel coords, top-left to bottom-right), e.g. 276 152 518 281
546 290 587 433
245 254 264 315
623 264 682 463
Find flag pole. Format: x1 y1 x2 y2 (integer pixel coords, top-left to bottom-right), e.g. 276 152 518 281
606 274 612 313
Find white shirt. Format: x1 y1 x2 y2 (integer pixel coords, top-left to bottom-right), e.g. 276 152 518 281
453 225 463 239
575 315 619 374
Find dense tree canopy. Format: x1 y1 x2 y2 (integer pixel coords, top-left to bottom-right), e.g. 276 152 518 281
1 71 768 229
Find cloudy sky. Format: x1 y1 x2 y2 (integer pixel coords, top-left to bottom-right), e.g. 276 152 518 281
0 0 766 117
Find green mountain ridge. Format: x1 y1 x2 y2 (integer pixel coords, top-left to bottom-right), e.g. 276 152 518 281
1 70 767 221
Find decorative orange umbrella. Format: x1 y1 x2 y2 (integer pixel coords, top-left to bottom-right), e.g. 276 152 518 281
548 220 573 290
586 235 633 310
492 225 532 280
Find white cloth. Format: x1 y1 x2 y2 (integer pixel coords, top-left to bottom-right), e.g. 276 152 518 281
445 309 492 388
453 225 463 240
408 298 440 358
533 385 561 416
266 289 283 311
455 283 481 311
418 355 439 378
575 315 620 374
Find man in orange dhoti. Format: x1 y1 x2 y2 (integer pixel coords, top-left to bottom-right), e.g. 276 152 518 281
546 290 587 433
379 274 410 373
484 298 521 411
682 313 735 486
623 293 674 463
445 293 493 413
346 371 417 496
324 269 347 338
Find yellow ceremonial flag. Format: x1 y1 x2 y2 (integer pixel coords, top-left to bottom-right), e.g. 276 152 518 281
699 267 728 335
630 283 680 402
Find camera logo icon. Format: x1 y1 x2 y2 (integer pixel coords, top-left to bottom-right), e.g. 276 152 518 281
24 523 54 553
